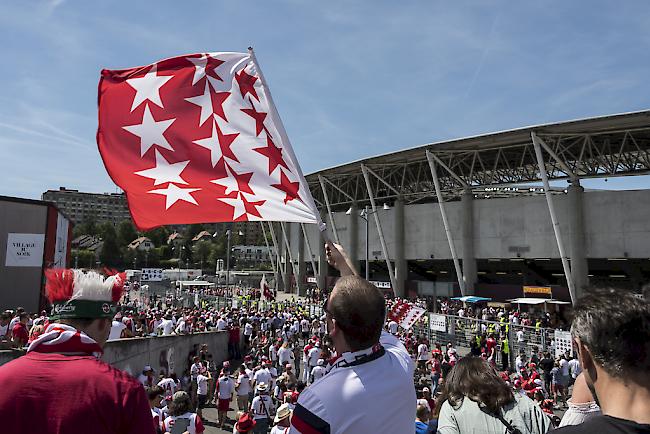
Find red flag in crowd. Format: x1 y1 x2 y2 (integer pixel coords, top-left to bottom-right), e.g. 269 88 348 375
97 51 321 230
261 274 273 301
389 301 426 330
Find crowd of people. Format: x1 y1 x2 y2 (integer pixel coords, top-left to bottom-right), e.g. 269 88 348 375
0 242 648 433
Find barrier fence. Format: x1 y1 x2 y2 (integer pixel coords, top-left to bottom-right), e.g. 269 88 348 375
187 293 566 368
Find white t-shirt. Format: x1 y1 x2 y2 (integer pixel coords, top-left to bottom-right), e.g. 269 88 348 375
108 320 126 340
216 376 234 399
254 368 272 387
158 378 179 395
417 343 430 361
516 330 525 342
236 373 252 396
190 363 202 381
300 319 310 332
217 318 228 331
196 374 210 396
270 425 291 434
278 347 294 364
175 319 187 334
310 365 326 383
308 347 322 367
0 323 8 337
388 321 399 334
568 358 582 378
159 319 174 336
162 412 201 434
251 395 275 420
289 331 415 434
244 323 253 336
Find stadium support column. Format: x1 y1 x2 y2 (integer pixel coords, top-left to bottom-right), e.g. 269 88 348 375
461 190 477 295
318 210 328 292
297 223 306 296
568 182 588 299
349 202 359 271
394 197 407 298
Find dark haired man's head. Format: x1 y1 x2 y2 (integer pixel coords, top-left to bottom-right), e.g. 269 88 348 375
326 275 386 352
572 288 650 379
572 287 650 404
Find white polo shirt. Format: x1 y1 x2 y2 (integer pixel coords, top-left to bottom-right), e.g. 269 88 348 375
289 331 415 434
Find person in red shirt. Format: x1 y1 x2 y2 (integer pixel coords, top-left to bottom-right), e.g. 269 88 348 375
0 268 155 434
11 312 29 347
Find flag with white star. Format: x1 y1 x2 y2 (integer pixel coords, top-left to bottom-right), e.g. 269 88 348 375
97 51 321 230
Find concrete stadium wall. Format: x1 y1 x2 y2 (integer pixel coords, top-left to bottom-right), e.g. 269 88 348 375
291 189 650 261
0 331 230 375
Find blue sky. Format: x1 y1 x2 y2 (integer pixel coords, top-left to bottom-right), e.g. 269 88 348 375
2 0 650 199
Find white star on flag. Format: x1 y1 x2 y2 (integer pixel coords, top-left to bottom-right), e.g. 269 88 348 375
187 54 209 86
185 81 214 126
219 192 247 220
149 183 200 209
210 170 239 195
126 65 173 112
135 150 190 185
123 104 176 156
193 119 223 167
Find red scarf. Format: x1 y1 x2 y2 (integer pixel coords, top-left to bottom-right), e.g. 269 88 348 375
27 323 103 358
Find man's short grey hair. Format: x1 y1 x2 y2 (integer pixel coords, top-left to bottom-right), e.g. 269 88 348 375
571 287 650 379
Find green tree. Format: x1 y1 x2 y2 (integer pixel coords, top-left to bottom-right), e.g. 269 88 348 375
192 240 212 271
99 223 121 268
71 249 96 268
117 220 138 248
144 226 170 247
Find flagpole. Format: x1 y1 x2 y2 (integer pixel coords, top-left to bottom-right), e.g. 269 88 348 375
260 222 283 291
247 47 326 234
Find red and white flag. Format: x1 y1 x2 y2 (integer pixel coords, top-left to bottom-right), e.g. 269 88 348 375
261 274 273 301
388 301 426 330
97 51 321 230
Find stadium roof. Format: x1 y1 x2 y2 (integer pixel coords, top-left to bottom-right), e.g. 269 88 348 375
307 109 650 209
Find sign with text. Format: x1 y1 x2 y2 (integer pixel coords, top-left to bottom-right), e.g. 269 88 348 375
307 277 317 284
141 268 164 281
5 233 45 267
554 330 574 358
523 286 552 295
370 281 392 289
429 313 447 332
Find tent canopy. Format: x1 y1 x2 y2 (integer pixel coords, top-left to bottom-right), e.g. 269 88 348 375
508 297 570 305
451 296 492 303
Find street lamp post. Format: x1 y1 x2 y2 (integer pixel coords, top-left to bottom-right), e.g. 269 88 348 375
226 229 231 288
348 203 390 282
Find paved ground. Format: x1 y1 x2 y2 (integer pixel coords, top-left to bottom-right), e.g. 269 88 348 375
202 401 246 434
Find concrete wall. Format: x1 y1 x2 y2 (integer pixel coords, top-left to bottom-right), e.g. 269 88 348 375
0 331 230 375
290 189 650 261
0 200 48 312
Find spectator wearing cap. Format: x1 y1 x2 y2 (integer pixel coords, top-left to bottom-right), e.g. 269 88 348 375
235 412 256 433
251 383 275 434
162 391 205 434
138 365 156 387
271 403 292 434
554 288 650 433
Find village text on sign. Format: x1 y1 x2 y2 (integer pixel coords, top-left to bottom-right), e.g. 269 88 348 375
5 233 45 267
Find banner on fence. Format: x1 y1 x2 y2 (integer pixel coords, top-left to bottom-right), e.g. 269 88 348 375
429 314 447 332
554 330 573 358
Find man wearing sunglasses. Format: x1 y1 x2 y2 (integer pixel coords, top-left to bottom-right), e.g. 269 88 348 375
289 242 416 434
